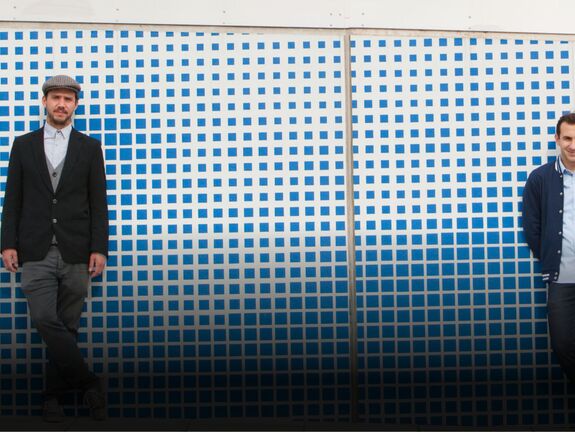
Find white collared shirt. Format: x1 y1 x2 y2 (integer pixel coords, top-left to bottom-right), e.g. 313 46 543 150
44 122 72 168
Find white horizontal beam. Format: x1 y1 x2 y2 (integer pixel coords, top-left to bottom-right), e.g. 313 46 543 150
1 0 574 35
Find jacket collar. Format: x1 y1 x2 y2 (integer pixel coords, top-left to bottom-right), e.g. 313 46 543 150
58 128 82 192
33 126 82 193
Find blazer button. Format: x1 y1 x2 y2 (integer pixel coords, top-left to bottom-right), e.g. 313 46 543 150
52 218 57 224
558 249 561 254
52 199 57 204
560 209 563 213
559 231 563 235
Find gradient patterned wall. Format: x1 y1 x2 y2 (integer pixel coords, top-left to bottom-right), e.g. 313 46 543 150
352 36 572 427
0 27 572 427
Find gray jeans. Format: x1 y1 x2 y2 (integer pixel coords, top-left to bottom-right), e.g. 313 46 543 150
21 246 98 399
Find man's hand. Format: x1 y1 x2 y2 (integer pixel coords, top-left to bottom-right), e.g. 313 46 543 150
89 252 106 278
2 249 18 272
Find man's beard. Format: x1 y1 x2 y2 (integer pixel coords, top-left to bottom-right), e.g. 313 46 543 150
47 111 72 127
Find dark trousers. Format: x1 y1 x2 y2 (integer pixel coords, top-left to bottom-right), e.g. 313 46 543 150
21 246 98 400
548 282 575 383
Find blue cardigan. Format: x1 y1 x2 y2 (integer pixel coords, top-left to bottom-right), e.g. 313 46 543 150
522 159 564 283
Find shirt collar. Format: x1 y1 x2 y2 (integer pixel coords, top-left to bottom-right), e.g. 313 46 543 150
558 156 574 175
44 122 72 140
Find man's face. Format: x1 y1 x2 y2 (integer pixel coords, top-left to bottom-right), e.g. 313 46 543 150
42 89 78 128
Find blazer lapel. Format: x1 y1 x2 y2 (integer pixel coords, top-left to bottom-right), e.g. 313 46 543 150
56 128 81 193
32 127 54 193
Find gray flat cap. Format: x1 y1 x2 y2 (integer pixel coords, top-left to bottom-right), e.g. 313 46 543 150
42 75 81 95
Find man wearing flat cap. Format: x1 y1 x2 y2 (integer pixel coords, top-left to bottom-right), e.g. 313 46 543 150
1 75 108 421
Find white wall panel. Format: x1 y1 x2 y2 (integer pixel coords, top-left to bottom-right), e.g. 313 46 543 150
2 0 575 35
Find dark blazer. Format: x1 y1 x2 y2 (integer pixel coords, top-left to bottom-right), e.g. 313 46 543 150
1 127 108 264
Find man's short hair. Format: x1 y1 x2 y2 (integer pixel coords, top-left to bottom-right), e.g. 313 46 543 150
556 112 575 137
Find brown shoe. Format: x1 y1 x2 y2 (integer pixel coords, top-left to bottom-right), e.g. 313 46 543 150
42 398 65 423
83 389 106 421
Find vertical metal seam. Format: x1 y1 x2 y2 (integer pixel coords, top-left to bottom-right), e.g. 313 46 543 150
343 31 359 423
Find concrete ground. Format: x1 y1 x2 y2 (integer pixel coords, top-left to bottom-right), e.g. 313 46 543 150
1 416 575 431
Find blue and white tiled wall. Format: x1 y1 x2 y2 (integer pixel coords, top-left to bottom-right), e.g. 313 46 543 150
352 36 571 426
0 28 572 426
